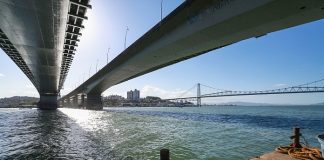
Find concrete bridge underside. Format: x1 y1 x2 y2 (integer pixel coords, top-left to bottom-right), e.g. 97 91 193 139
0 0 90 109
61 0 324 110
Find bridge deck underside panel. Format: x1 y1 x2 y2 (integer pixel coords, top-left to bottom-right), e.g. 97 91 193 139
0 0 69 94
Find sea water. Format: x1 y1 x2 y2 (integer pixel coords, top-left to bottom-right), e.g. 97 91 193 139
0 105 323 159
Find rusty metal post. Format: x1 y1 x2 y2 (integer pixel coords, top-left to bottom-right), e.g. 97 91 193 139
160 149 170 160
290 127 302 148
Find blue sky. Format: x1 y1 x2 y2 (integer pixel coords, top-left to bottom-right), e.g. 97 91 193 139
0 0 324 104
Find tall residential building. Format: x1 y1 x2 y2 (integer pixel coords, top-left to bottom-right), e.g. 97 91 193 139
133 89 140 101
127 89 140 101
127 90 133 100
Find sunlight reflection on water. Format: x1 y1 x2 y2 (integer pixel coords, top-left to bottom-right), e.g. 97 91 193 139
59 108 114 132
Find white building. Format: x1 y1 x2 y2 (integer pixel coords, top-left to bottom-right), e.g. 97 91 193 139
127 90 133 100
133 89 140 101
127 89 140 101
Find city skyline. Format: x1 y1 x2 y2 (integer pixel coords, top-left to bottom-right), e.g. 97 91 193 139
0 0 324 104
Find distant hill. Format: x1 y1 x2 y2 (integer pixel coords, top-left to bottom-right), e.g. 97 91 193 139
216 101 290 106
314 102 324 106
215 101 324 106
0 96 39 108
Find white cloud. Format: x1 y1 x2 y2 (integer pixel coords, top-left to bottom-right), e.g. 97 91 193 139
274 83 288 88
141 85 194 99
0 73 4 77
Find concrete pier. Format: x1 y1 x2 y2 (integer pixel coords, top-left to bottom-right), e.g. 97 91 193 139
60 99 68 108
72 95 78 108
80 94 86 109
66 99 71 107
85 94 103 110
38 94 58 110
60 94 102 110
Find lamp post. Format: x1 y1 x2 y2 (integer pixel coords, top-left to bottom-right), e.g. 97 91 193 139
161 0 164 21
96 59 99 72
124 26 129 49
89 65 92 77
107 47 110 64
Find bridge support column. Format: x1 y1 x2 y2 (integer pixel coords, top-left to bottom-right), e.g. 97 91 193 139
62 99 67 107
58 100 63 108
38 94 58 110
197 83 201 107
85 94 103 110
72 95 78 108
67 98 72 107
80 94 86 109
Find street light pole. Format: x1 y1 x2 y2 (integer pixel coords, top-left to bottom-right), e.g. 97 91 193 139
124 26 129 49
96 59 99 72
107 47 110 64
89 65 92 77
161 0 164 21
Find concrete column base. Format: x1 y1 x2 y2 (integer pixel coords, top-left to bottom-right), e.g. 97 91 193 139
60 99 67 108
38 94 58 110
72 95 78 108
80 94 86 109
66 98 72 108
85 94 103 110
60 98 72 108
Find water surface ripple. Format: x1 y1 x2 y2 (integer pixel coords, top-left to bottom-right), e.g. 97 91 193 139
0 105 323 159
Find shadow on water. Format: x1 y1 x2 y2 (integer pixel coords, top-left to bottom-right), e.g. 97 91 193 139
24 109 71 159
105 109 324 131
0 108 118 160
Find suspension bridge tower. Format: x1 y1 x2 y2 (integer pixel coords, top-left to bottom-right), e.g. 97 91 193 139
197 83 201 107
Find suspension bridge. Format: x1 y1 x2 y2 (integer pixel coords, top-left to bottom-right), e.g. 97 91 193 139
165 79 324 106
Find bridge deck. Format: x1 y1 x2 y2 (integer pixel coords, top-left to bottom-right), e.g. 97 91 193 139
61 0 324 101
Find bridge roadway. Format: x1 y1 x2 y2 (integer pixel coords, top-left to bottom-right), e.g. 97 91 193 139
165 86 324 103
0 0 91 109
61 0 324 110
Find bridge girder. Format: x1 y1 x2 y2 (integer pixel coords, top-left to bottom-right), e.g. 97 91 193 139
62 0 324 104
0 0 91 109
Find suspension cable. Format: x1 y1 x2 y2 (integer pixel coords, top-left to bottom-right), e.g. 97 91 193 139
295 78 324 87
177 84 197 98
173 78 324 99
200 84 231 92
